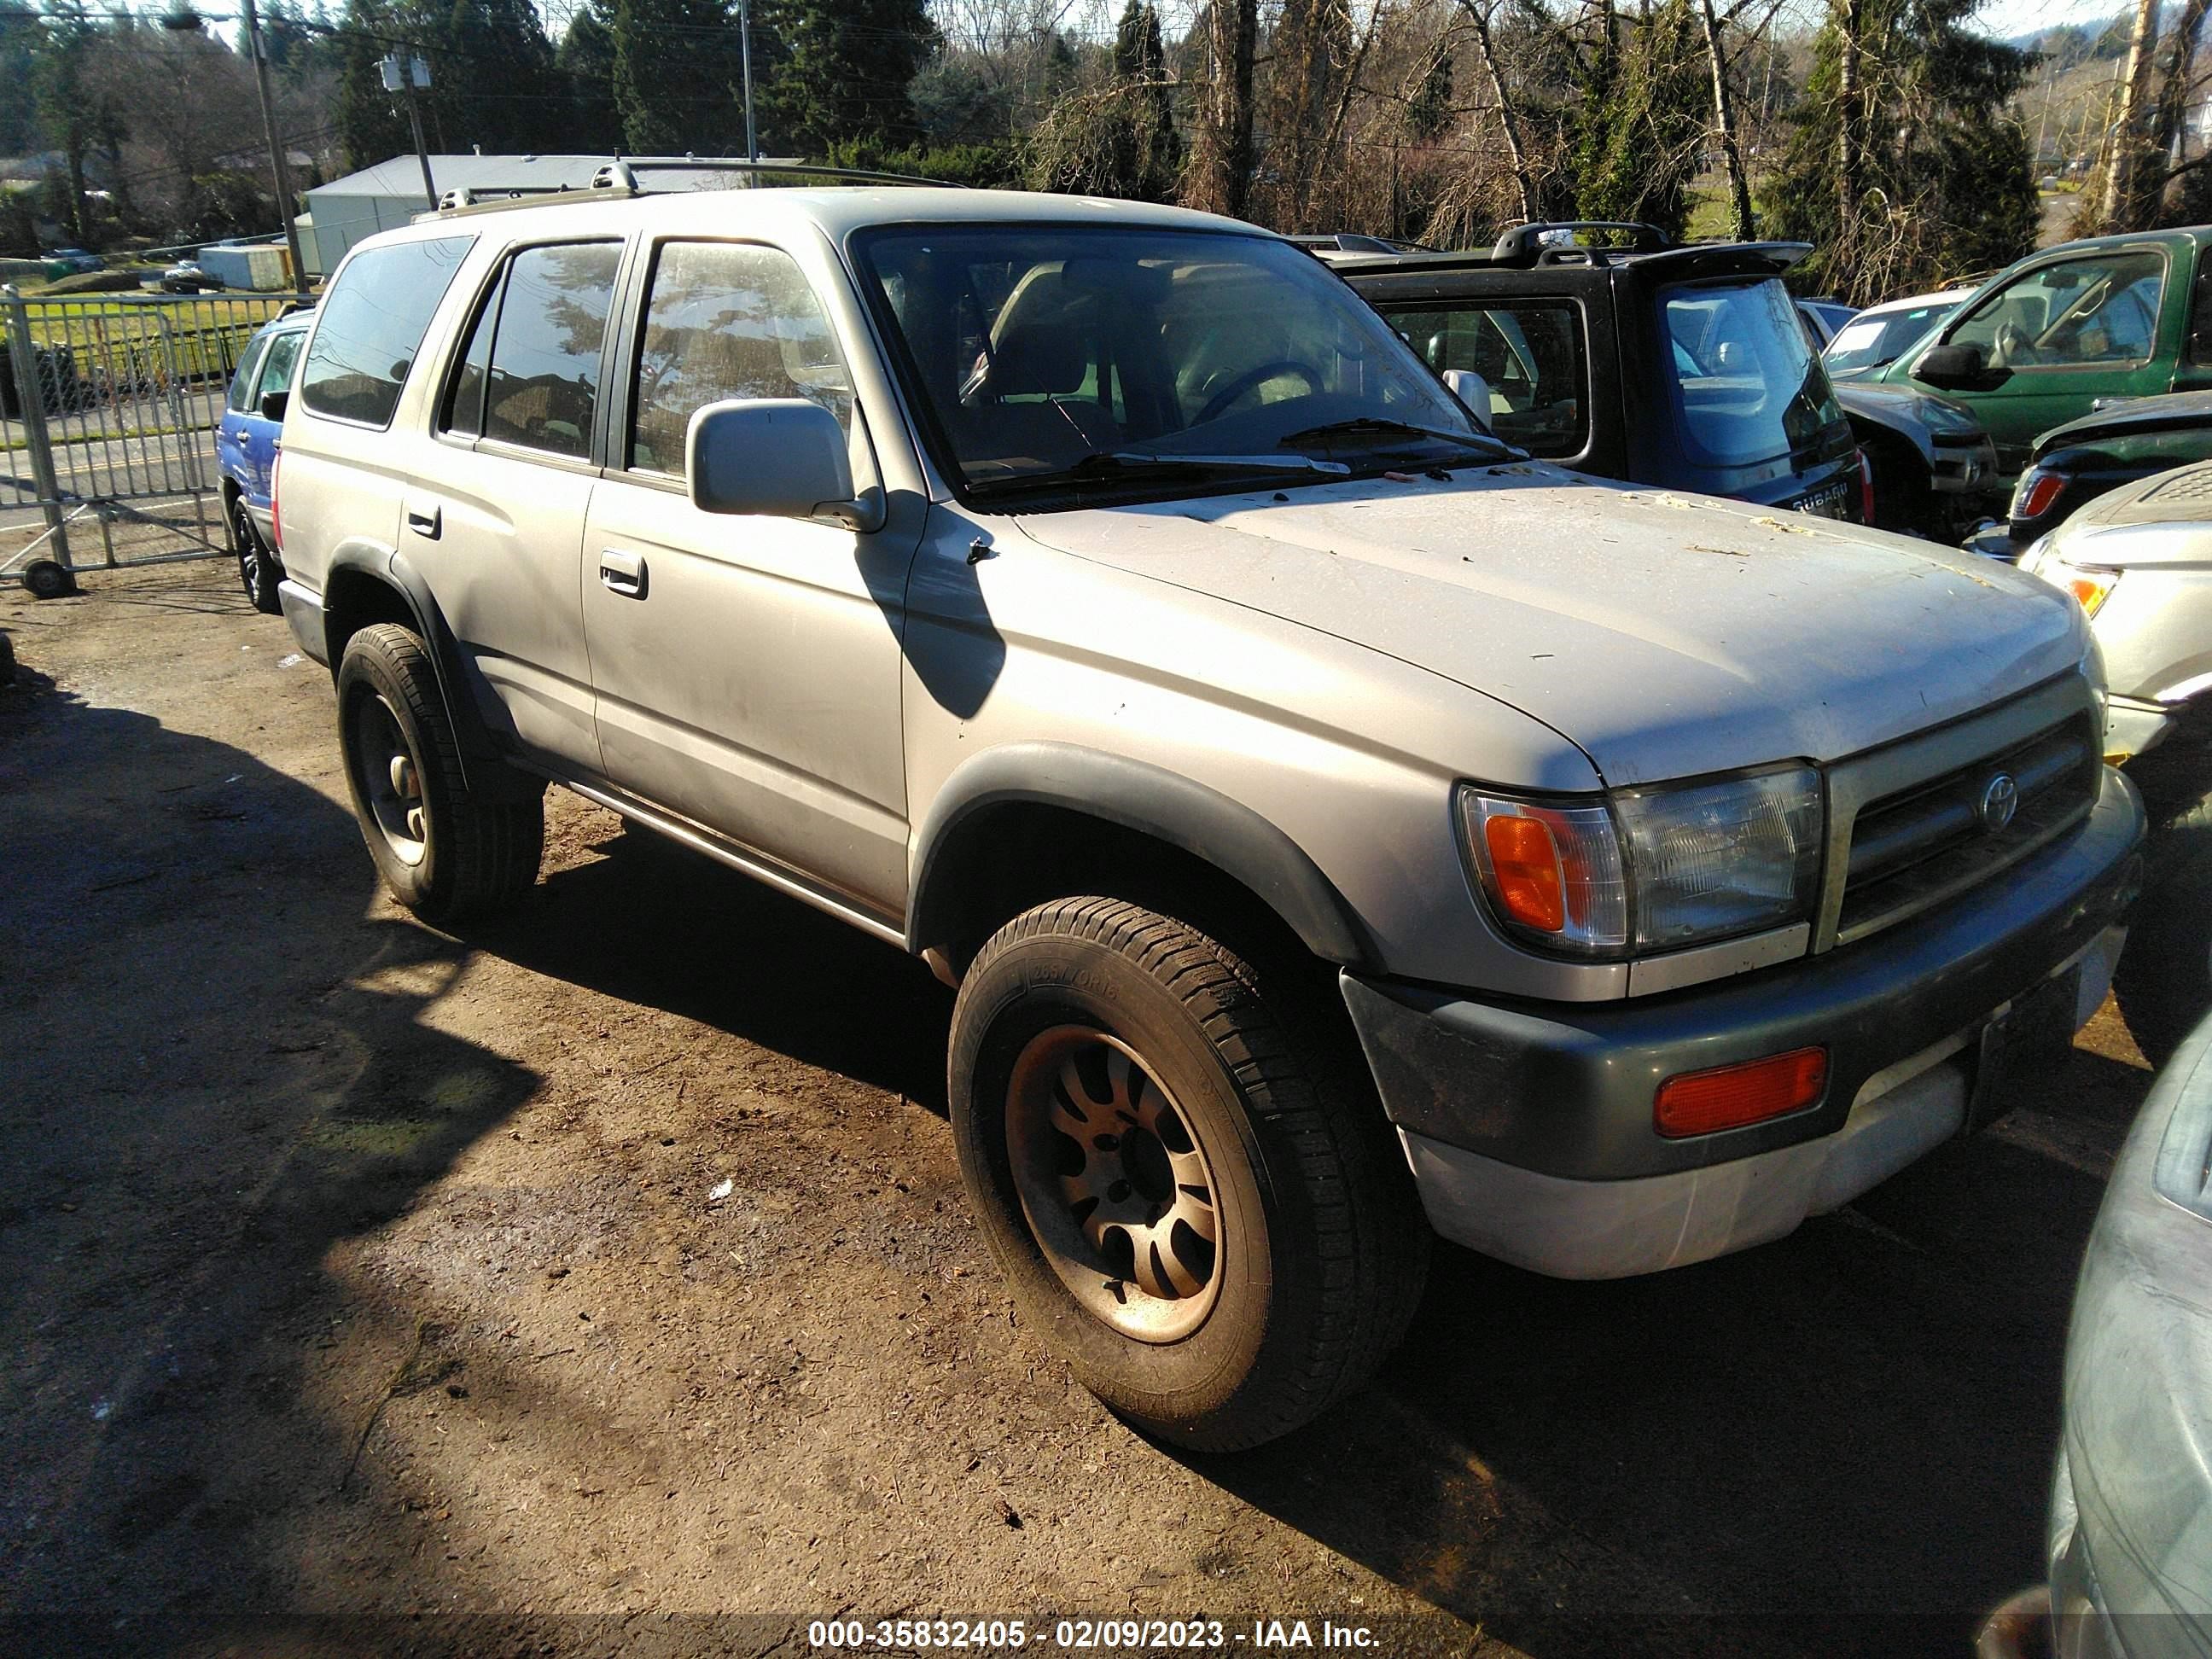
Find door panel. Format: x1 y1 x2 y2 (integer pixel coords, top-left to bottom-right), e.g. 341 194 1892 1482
582 237 911 917
403 239 623 773
583 483 910 911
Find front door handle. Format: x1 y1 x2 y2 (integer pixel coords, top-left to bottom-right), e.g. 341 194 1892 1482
598 548 647 598
405 504 440 539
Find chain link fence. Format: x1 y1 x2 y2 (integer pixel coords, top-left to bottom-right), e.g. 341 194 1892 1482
3 288 311 596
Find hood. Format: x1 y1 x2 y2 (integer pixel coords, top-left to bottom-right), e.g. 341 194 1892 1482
2038 389 2212 455
1015 465 2084 787
2050 458 2212 570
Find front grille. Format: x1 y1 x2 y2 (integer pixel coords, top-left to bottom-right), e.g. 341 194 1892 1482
1836 712 2100 943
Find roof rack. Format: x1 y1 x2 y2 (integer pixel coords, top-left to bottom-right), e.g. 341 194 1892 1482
422 155 963 221
1488 220 1671 263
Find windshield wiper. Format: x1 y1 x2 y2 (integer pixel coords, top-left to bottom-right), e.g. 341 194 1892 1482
1278 416 1519 459
969 449 1350 497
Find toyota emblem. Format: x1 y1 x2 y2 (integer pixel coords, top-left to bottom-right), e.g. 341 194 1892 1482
1979 772 2019 833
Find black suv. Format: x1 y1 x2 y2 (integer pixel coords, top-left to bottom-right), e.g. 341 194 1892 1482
1325 222 1867 523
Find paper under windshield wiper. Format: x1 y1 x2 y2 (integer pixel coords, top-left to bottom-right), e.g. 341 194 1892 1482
1278 417 1516 457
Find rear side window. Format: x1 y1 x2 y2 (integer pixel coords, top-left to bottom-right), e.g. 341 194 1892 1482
1660 278 1846 467
629 241 853 476
482 242 622 458
300 235 474 427
227 335 271 412
1389 300 1588 457
256 330 303 404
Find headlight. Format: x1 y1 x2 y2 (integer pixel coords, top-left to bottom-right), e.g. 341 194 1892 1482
1459 765 1825 958
1913 395 1982 436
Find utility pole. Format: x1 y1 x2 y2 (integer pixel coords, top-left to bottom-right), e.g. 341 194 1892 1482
382 53 437 208
739 0 758 162
240 0 306 286
162 4 305 282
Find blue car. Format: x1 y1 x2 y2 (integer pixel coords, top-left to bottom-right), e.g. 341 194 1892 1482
217 309 311 614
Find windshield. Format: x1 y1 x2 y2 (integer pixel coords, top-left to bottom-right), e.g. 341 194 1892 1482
1659 278 1848 468
856 225 1491 497
1823 301 1960 377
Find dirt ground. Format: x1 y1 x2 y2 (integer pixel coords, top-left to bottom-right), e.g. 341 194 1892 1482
0 559 2166 1659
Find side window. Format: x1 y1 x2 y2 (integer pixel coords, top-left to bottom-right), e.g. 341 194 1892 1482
300 235 474 427
255 330 303 404
482 242 623 459
439 270 502 440
228 335 271 412
630 241 854 476
1947 252 2167 370
1389 300 1588 457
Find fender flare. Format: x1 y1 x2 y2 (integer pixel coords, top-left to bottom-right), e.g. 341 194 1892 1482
323 543 533 801
908 742 1373 968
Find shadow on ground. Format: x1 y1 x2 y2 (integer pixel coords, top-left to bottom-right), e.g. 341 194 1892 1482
0 669 541 1632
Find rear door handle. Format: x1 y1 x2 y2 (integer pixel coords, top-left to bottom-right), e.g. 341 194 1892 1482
599 548 647 598
405 504 440 539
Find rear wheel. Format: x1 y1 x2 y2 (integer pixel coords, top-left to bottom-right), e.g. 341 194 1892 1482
230 496 282 614
948 897 1429 1452
336 623 544 922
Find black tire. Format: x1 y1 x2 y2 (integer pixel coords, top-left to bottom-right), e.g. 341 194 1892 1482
2116 731 2212 1061
230 497 282 615
335 623 544 923
22 559 76 600
948 897 1429 1452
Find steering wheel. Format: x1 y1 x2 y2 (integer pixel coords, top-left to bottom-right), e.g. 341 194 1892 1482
1992 321 2031 370
1195 358 1323 425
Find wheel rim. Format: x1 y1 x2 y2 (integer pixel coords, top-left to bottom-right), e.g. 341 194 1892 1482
1004 1027 1224 1342
233 504 261 594
351 692 428 867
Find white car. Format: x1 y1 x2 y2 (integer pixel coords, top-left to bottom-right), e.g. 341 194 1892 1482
1823 284 1979 381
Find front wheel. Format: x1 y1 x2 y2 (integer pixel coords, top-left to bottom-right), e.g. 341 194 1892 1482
948 897 1429 1452
336 623 544 923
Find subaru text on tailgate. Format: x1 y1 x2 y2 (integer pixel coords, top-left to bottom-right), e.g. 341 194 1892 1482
266 171 2143 1451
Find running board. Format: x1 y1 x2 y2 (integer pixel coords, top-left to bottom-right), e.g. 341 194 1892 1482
554 775 909 950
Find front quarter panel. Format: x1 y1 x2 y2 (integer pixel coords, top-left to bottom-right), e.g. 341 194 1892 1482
901 503 1615 996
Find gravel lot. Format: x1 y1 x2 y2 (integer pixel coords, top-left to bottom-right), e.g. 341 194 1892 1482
0 559 2165 1658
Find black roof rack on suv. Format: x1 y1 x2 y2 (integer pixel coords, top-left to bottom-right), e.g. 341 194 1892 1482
1487 221 1671 262
425 155 962 219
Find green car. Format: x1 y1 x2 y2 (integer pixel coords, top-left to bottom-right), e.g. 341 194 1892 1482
1866 225 2212 497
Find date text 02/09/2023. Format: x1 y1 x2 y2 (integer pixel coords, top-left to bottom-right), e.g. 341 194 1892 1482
806 1618 1382 1650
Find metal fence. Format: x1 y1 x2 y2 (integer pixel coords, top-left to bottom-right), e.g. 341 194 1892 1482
3 287 311 593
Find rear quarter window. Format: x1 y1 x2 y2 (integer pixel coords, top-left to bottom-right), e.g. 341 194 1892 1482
301 236 475 428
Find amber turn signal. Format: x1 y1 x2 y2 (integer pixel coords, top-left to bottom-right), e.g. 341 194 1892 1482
1654 1046 1828 1138
1481 813 1566 934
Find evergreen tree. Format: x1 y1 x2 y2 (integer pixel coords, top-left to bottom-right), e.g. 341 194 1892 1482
1767 0 2037 302
556 6 623 154
335 0 413 170
1566 0 1707 241
444 0 564 152
755 0 937 152
608 0 742 153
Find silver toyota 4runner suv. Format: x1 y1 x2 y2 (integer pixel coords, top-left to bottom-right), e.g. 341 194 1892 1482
271 177 2143 1452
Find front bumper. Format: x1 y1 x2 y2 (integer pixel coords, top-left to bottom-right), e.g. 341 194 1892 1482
1932 434 2000 495
1342 768 2143 1278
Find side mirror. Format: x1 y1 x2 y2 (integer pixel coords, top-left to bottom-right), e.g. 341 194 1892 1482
687 398 877 529
1914 341 2001 391
259 388 288 421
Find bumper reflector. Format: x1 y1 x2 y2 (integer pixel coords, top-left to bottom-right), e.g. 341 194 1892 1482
1655 1046 1828 1138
